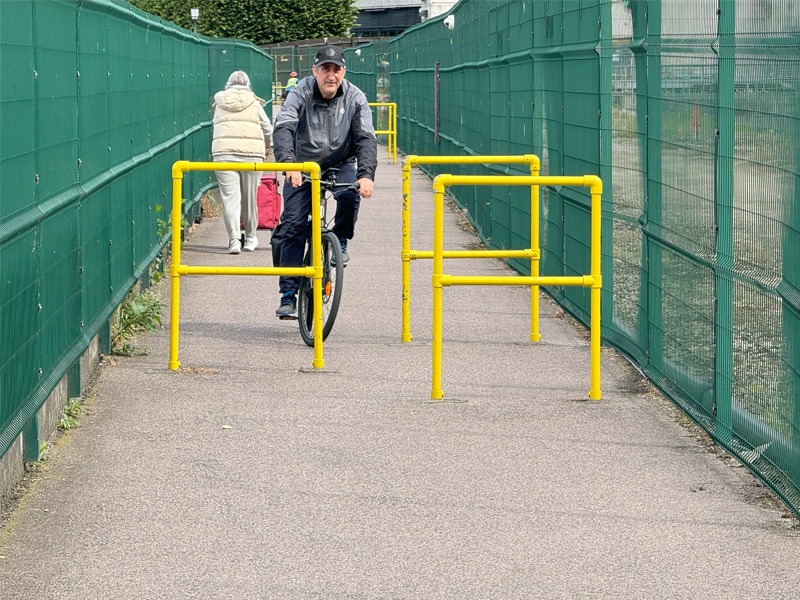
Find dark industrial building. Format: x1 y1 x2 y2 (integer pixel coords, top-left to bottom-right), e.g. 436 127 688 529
351 0 422 37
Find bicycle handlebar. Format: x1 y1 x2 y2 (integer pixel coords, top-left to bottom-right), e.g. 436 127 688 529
296 171 361 193
322 179 361 192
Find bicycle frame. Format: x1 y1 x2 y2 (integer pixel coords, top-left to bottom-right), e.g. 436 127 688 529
296 169 359 345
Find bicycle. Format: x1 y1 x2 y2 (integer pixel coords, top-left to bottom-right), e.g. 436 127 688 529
272 168 360 346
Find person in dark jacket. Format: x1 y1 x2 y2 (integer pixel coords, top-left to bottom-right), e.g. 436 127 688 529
272 45 378 319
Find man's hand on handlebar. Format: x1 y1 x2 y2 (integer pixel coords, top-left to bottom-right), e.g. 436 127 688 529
285 170 303 188
357 178 373 198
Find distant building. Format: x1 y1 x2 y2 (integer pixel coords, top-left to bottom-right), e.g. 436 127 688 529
352 0 422 37
351 1 458 36
418 0 457 21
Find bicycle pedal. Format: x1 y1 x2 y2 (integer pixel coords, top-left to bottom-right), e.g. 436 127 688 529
278 315 298 321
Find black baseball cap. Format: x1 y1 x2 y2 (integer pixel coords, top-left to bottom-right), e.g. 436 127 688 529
314 45 345 68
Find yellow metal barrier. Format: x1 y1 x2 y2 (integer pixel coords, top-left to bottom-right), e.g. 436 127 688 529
430 174 603 402
401 155 541 343
168 161 328 370
368 102 397 163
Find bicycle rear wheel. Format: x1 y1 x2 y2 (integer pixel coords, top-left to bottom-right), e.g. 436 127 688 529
297 230 344 346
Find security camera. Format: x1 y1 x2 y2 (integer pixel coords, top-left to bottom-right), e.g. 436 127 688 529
443 15 455 30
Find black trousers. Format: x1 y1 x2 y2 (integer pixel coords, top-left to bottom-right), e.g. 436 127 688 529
278 161 360 296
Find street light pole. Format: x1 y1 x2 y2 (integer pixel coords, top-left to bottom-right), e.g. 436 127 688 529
190 7 199 34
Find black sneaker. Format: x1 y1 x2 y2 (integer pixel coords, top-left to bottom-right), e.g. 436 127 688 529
332 238 350 267
275 293 297 319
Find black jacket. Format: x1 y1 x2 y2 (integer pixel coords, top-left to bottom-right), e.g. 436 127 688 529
273 77 378 180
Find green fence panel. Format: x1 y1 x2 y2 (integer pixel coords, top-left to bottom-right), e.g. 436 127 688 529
40 205 82 374
130 159 160 267
0 0 272 459
107 6 132 163
0 230 39 418
208 40 272 109
35 0 80 204
0 0 37 225
77 5 110 183
344 43 375 101
80 185 111 325
344 41 391 133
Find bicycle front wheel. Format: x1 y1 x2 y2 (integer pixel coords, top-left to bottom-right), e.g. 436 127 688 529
297 230 344 347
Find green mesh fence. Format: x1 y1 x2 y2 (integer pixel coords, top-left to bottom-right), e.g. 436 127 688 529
0 0 272 457
389 0 800 516
344 40 392 134
344 43 377 100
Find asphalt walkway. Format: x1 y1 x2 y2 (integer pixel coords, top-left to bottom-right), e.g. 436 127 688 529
1 150 799 599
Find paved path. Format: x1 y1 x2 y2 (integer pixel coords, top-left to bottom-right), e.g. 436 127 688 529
1 152 799 599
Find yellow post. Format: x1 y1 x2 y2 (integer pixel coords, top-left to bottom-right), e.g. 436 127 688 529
167 160 325 371
388 103 393 161
588 176 603 400
431 176 447 400
309 168 325 369
528 155 541 342
384 104 390 160
168 161 189 370
368 102 397 162
423 172 602 401
401 158 414 342
401 155 541 343
391 102 397 163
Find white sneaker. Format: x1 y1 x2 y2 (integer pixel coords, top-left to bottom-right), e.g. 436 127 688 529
228 238 241 254
243 236 258 252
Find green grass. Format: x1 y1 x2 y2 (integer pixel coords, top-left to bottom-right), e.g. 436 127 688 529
58 399 82 431
112 288 165 356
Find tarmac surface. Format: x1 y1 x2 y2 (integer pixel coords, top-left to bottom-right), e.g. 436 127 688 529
1 150 800 599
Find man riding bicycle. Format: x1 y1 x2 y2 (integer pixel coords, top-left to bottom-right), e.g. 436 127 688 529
272 45 378 319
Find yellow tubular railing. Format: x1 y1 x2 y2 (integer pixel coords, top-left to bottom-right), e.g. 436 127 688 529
168 161 326 371
368 102 397 163
430 174 603 402
401 155 541 343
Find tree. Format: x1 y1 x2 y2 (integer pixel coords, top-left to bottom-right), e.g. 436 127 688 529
129 0 358 44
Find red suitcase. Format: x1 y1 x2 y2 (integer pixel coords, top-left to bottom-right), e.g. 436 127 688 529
256 174 281 229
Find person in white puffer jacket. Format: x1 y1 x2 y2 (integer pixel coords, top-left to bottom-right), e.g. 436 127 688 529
212 71 273 254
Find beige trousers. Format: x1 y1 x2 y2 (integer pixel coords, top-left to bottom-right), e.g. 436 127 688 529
214 154 261 241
